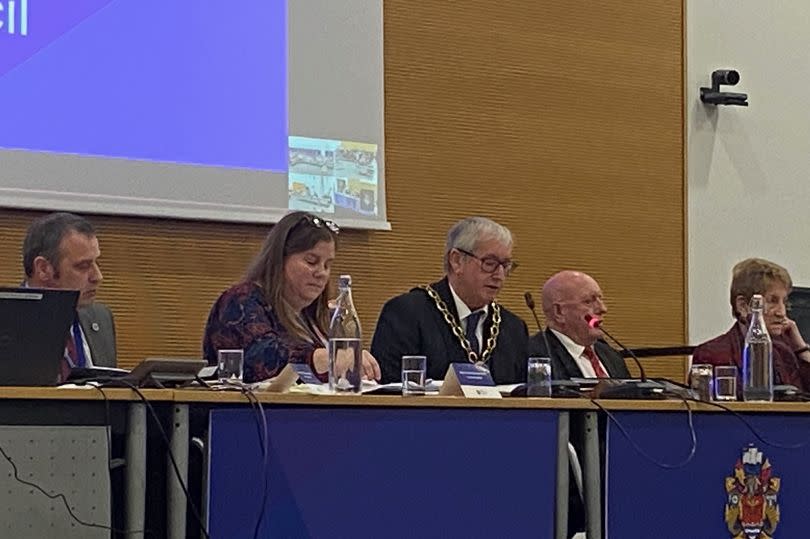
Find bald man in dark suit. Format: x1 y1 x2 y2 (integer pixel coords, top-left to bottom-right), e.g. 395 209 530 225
528 270 629 379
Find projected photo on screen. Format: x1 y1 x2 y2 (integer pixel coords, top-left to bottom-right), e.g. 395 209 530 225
288 137 378 218
0 0 387 230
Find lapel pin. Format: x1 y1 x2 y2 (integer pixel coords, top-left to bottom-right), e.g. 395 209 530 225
91 322 100 332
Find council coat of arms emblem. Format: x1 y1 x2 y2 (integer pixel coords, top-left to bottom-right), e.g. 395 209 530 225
725 446 780 539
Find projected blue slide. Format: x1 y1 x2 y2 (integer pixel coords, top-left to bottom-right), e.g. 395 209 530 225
0 0 287 172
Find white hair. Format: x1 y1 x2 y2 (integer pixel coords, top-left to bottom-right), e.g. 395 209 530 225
444 216 513 272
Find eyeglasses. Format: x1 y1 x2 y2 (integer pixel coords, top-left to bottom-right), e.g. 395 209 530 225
304 214 340 234
456 248 517 275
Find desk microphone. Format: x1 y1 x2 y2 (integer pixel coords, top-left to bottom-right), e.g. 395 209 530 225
524 292 543 332
525 291 554 359
585 314 648 381
517 291 581 397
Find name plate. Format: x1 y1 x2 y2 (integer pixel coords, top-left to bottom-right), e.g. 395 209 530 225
439 363 502 399
263 363 325 393
291 363 323 385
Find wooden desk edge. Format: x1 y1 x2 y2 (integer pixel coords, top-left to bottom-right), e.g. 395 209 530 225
0 387 174 401
592 399 810 413
0 387 808 412
171 390 594 409
171 390 810 412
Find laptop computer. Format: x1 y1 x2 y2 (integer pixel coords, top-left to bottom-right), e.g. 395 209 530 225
0 287 78 386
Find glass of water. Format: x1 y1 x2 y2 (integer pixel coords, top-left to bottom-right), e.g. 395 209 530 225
527 357 552 397
689 363 713 401
217 349 244 382
401 355 427 396
713 365 738 401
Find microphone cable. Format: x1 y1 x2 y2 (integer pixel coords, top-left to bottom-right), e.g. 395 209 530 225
241 387 271 539
100 379 211 539
585 315 647 381
559 385 699 470
678 396 810 450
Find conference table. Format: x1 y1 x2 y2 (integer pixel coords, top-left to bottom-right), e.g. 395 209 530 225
174 392 587 539
0 387 585 539
601 400 810 538
171 393 810 539
2 387 810 538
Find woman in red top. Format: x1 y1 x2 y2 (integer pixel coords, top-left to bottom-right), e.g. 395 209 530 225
692 258 810 391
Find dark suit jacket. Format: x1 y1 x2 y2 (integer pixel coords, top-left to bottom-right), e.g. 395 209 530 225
371 277 529 384
527 328 630 380
78 302 117 367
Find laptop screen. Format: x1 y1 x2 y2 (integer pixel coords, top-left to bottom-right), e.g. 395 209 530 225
0 287 78 386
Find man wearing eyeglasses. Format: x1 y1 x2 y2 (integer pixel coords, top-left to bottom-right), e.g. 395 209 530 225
371 216 529 384
529 270 630 379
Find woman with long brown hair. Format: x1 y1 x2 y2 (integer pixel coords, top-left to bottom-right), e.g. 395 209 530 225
203 211 380 383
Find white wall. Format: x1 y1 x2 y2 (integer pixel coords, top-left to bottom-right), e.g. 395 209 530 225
688 1 810 343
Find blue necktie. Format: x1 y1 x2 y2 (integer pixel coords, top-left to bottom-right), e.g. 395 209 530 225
71 321 87 368
465 311 483 355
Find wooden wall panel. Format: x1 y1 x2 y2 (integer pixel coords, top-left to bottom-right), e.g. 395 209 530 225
0 0 686 379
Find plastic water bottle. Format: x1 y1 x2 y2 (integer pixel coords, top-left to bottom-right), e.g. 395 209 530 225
742 294 773 402
328 275 362 393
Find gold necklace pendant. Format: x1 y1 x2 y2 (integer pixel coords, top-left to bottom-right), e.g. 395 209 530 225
421 285 501 365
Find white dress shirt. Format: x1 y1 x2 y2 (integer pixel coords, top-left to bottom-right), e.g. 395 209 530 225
549 329 606 378
448 283 488 350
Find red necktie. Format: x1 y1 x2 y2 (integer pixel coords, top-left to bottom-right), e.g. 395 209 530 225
584 346 609 378
60 334 76 383
65 332 78 365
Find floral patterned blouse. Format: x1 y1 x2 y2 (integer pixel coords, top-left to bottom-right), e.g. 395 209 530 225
203 282 325 383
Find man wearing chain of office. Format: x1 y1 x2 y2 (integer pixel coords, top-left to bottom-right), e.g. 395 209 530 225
372 216 528 384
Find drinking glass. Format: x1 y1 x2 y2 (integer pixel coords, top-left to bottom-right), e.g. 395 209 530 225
217 349 244 381
714 365 738 401
401 355 427 396
689 363 713 401
527 357 552 397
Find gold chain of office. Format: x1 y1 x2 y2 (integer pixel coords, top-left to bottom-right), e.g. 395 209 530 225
421 285 501 365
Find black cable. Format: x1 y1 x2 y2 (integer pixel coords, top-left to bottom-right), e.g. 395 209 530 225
560 381 810 468
556 386 698 470
242 388 270 539
599 394 698 469
0 386 146 536
83 375 271 538
89 384 114 470
681 397 810 450
102 379 211 539
0 443 134 532
240 386 267 539
90 385 134 537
